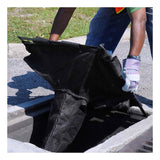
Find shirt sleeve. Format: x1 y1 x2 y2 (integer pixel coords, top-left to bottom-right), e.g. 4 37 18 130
127 7 142 14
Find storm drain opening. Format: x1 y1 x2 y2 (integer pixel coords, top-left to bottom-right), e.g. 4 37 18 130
8 97 151 153
64 110 146 152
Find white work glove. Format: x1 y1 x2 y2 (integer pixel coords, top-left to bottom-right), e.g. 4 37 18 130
122 57 141 92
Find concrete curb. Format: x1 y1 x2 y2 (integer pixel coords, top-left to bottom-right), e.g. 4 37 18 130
8 138 50 152
8 28 131 58
8 95 54 143
8 94 54 122
8 43 29 58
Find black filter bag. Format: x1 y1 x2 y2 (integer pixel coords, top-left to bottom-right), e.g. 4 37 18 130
43 89 87 152
19 37 147 152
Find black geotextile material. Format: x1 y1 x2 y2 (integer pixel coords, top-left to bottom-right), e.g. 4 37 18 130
19 36 147 152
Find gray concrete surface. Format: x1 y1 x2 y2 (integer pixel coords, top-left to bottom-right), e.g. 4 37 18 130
7 58 54 107
8 138 49 152
7 28 152 108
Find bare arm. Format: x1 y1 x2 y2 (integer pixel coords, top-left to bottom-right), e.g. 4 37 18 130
122 8 147 92
49 7 76 41
129 8 147 56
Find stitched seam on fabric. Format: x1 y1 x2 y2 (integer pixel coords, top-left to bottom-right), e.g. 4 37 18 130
56 89 88 102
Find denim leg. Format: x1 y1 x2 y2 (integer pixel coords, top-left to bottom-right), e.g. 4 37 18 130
86 8 130 55
146 7 153 56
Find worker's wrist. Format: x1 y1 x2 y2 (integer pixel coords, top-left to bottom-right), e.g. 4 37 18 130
127 55 141 61
49 34 60 41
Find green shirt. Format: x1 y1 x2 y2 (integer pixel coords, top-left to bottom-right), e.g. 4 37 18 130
127 7 142 14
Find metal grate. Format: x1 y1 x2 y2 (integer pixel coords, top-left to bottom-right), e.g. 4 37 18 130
118 127 152 153
137 139 153 152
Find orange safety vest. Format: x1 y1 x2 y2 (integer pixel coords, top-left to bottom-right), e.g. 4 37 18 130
115 7 125 14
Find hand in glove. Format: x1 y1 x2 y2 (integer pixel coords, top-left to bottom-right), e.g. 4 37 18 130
122 57 141 92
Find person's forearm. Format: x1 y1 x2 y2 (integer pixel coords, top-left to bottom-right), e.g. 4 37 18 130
49 7 76 41
129 8 147 56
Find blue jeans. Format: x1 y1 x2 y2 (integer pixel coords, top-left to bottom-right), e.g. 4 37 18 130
86 7 153 56
146 7 153 55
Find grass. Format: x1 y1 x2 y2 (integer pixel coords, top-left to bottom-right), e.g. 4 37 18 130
7 7 98 43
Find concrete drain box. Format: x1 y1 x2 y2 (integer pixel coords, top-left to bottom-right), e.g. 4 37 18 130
8 96 152 153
